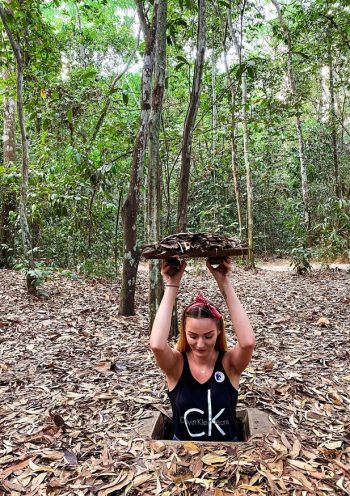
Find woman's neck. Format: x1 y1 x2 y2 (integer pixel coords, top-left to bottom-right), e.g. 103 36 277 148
189 348 218 368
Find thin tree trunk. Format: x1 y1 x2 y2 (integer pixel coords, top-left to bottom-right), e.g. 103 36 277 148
328 38 340 198
271 0 311 238
211 47 217 181
228 2 254 266
114 186 124 270
241 70 254 266
177 0 206 232
339 93 346 155
119 0 158 316
161 115 172 233
265 102 276 253
0 5 36 291
74 0 86 67
148 0 167 329
0 68 17 268
143 174 148 240
230 94 243 238
223 20 243 238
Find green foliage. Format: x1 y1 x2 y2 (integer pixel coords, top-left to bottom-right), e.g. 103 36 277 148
14 256 49 289
1 0 349 280
314 198 350 261
290 246 313 275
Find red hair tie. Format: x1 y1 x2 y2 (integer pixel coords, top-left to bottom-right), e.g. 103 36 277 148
187 292 222 320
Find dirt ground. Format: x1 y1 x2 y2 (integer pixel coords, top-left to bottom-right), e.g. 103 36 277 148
256 259 350 272
0 265 349 495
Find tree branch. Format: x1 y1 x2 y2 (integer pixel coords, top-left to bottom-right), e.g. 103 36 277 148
0 4 21 61
135 0 149 39
90 30 141 144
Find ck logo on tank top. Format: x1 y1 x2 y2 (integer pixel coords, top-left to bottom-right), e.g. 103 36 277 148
214 371 225 383
182 389 228 437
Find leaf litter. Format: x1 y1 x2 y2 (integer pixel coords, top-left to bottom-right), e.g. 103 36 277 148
0 265 349 495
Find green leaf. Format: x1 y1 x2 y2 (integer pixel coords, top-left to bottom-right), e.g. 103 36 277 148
74 152 81 164
67 109 73 124
235 63 247 79
175 62 185 71
176 55 189 65
247 66 254 78
122 91 128 106
294 51 310 59
218 0 231 8
174 19 188 28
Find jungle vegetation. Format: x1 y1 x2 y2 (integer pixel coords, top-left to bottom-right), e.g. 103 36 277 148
0 0 349 311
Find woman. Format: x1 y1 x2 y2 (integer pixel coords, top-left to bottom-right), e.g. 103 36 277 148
149 257 255 441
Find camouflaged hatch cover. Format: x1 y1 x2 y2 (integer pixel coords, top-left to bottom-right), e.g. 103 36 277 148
142 232 247 259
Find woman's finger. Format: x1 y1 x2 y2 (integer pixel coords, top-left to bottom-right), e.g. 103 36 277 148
161 260 171 275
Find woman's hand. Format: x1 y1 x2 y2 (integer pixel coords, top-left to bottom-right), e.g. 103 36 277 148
206 257 233 291
161 259 187 287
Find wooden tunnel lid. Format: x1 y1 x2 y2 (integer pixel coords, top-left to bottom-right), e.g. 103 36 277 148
142 232 248 260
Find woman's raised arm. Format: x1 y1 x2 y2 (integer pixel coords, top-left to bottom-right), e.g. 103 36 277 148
206 258 255 373
149 260 186 374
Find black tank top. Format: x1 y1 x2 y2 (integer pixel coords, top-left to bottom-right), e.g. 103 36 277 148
168 350 238 441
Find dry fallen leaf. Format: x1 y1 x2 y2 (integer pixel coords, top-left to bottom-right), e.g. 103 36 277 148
238 484 265 494
28 460 55 473
98 470 134 495
183 441 200 454
263 361 274 371
62 448 78 466
287 459 314 471
323 440 342 450
0 459 31 480
317 317 330 327
289 438 301 458
288 414 298 429
201 454 227 465
130 473 153 488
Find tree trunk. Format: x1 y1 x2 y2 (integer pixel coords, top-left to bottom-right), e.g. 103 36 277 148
74 0 86 67
0 68 17 268
0 5 36 291
328 38 340 198
177 0 206 231
294 114 310 233
241 70 254 266
211 47 217 179
230 92 243 238
271 0 311 238
223 19 243 238
119 1 158 316
114 186 124 270
148 0 167 329
228 3 254 266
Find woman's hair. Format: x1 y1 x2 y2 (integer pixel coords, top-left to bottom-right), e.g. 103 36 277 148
176 295 228 352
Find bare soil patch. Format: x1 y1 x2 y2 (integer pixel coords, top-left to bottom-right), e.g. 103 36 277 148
257 258 350 272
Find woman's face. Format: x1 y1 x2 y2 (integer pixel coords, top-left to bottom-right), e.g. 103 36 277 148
185 317 220 356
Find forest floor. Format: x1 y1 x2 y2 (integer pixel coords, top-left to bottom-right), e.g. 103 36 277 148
256 259 350 272
0 264 349 495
